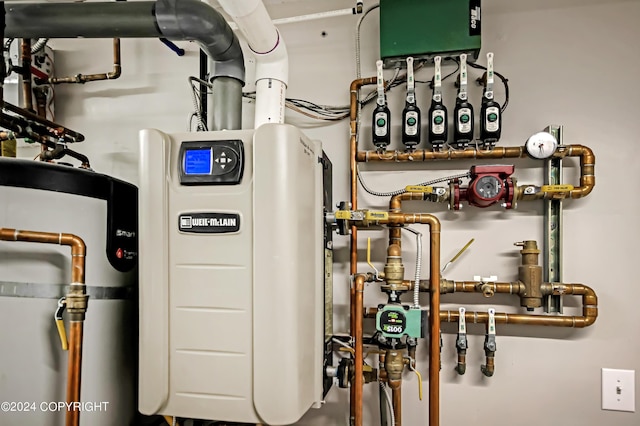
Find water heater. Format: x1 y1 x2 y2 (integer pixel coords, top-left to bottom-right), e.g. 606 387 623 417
138 124 332 425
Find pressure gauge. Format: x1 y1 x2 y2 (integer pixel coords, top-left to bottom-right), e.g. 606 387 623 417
525 132 558 159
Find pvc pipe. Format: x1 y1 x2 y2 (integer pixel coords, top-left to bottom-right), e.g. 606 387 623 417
273 8 357 26
5 2 159 38
211 77 243 130
218 0 288 128
5 0 245 83
5 0 245 129
225 7 361 29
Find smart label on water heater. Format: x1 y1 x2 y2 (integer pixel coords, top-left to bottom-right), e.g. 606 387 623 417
179 213 241 234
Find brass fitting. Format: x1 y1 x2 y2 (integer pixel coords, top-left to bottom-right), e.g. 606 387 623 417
384 349 405 389
515 241 543 311
65 284 89 321
382 244 408 292
481 355 495 377
363 366 378 384
480 283 495 298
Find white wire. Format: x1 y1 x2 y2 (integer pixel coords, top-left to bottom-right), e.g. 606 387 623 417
402 227 422 308
332 337 353 350
380 381 395 426
355 4 380 79
357 164 470 197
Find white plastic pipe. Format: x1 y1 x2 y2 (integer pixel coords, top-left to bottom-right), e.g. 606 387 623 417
218 0 288 128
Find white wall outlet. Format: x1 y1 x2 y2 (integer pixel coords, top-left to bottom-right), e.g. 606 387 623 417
602 368 635 412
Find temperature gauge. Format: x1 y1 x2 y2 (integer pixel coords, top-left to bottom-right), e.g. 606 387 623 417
525 132 558 159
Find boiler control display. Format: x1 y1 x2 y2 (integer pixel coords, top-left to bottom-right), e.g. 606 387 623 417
184 148 213 175
179 139 244 185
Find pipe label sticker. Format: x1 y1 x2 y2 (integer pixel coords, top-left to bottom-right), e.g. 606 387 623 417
542 184 574 193
179 213 241 234
405 186 433 193
364 211 389 221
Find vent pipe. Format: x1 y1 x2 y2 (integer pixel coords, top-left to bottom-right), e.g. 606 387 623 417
217 0 288 128
5 0 245 130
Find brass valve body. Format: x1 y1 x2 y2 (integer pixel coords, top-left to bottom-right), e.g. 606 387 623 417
517 241 543 310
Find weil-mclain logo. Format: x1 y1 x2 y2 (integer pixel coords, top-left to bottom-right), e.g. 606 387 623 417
179 213 241 234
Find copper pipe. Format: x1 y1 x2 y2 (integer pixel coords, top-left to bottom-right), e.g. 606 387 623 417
389 193 426 248
48 38 122 84
66 321 83 426
3 101 85 142
357 146 526 162
348 77 375 422
440 283 597 327
357 145 595 200
20 39 33 112
367 282 598 328
403 279 525 295
0 228 86 426
392 386 402 426
356 212 442 426
0 229 85 283
352 274 367 426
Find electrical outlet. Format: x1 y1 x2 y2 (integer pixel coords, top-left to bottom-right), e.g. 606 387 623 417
602 368 635 412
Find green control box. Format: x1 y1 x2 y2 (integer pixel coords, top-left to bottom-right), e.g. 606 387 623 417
380 0 481 68
376 304 425 339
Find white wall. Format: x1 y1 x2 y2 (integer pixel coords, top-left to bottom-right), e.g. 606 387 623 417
17 0 640 424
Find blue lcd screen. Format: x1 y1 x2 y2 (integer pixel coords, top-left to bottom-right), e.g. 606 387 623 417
184 148 212 175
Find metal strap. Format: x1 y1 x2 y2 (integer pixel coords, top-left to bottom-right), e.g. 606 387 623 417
0 280 135 300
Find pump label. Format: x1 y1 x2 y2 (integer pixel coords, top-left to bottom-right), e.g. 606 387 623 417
431 110 446 135
485 106 500 132
178 213 241 234
404 111 419 136
374 112 389 137
469 0 481 36
457 108 473 133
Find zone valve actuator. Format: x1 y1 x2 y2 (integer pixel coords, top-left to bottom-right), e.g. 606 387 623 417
138 124 326 425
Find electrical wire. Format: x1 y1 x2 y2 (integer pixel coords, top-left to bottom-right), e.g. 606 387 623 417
188 76 213 131
402 227 422 308
419 58 460 88
243 92 350 121
31 38 48 55
380 382 395 426
44 53 55 121
357 164 470 197
332 337 354 351
355 4 380 79
467 61 510 113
